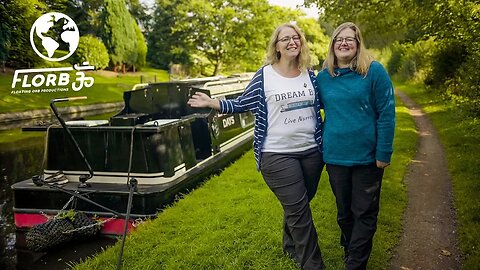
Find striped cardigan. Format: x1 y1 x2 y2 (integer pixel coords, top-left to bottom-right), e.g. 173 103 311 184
219 66 323 171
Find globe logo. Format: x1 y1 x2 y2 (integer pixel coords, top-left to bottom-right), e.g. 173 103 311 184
30 12 79 62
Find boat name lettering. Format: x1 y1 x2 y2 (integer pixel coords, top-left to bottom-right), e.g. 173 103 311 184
222 116 235 128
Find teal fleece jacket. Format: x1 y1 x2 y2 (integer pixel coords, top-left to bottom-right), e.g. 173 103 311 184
316 61 395 166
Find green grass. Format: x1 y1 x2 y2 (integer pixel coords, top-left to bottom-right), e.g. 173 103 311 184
0 69 169 113
72 94 416 269
395 81 480 269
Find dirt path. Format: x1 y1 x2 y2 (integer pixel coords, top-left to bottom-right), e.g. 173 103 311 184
389 91 462 270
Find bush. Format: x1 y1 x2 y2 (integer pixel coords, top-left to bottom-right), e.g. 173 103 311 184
444 49 480 115
386 43 404 76
71 35 110 70
387 39 435 83
424 40 467 88
370 47 391 69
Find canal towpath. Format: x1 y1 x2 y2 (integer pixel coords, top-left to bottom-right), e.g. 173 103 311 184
389 91 462 269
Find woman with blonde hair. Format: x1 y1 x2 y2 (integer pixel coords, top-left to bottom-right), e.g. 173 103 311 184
188 22 325 269
316 22 395 269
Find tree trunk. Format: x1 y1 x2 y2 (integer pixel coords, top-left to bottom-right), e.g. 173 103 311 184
213 61 221 76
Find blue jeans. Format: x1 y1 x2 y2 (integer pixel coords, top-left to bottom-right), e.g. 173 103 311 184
261 148 325 270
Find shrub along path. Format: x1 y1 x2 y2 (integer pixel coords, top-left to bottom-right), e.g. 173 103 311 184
389 91 462 269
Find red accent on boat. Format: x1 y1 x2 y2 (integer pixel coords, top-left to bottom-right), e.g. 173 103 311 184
98 217 135 235
14 213 48 228
14 213 135 235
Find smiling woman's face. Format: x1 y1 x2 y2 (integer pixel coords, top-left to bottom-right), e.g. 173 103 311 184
333 28 358 67
276 27 301 60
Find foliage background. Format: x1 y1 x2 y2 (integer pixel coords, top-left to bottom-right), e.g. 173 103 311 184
0 0 328 76
304 0 480 115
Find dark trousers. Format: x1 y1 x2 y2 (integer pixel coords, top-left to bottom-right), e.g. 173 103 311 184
261 148 325 270
326 163 384 270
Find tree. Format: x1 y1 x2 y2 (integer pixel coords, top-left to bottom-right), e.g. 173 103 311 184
37 0 104 37
304 0 407 48
0 22 11 71
71 35 109 69
147 0 331 76
149 0 288 76
100 0 138 72
184 0 281 75
306 0 480 112
147 0 192 70
0 0 44 68
126 0 151 33
68 0 105 37
133 21 147 71
296 18 330 68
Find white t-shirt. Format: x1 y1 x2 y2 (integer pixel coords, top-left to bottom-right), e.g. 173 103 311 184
262 65 317 153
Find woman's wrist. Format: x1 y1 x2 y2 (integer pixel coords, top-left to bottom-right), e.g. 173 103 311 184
211 99 220 110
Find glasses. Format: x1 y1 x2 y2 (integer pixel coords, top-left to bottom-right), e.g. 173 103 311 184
334 36 357 44
277 35 301 43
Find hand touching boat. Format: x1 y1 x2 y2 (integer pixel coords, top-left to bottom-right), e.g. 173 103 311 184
187 92 220 110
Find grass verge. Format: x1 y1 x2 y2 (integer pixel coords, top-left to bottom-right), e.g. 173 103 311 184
395 81 480 269
72 94 416 269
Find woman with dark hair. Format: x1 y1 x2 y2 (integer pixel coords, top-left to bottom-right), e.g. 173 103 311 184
317 22 396 270
188 23 325 269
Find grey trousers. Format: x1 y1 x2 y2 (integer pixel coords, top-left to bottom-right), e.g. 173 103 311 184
261 148 325 270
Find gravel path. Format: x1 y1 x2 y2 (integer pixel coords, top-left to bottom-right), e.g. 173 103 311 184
389 91 462 270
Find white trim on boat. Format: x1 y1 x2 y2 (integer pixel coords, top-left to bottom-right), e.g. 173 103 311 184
44 163 186 185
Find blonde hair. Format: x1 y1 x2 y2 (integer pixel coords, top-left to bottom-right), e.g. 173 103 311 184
322 22 374 77
265 23 311 71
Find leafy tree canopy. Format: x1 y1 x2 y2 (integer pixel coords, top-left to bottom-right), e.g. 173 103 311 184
178 0 279 75
0 0 45 68
296 18 330 68
100 0 138 70
148 0 323 76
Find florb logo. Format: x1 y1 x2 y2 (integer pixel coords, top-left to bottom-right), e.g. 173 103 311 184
11 12 94 94
30 12 80 62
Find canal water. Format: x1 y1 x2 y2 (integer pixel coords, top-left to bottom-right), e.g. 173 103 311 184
0 111 118 269
0 134 44 269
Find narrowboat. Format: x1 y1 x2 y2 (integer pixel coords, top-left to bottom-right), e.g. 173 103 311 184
11 73 255 242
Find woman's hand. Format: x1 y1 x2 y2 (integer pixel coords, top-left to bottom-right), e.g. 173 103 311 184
187 92 220 110
376 160 390 169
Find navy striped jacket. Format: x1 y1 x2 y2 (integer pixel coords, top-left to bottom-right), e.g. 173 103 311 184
219 66 323 171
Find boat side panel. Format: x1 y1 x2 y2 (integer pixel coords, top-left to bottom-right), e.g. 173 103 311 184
46 125 191 176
